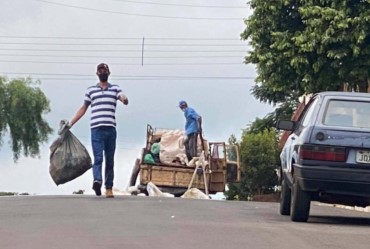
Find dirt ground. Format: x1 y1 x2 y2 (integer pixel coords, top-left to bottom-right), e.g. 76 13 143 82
251 193 280 202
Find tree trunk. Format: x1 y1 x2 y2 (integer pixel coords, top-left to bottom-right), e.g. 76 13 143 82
355 80 369 92
342 82 349 92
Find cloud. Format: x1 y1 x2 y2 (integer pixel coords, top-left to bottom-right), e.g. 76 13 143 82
0 0 273 194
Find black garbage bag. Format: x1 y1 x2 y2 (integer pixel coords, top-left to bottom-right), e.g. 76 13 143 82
49 120 92 185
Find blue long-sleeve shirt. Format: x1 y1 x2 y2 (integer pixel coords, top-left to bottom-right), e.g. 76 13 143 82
184 107 200 135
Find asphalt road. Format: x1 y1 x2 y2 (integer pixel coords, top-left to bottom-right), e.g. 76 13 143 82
0 195 369 249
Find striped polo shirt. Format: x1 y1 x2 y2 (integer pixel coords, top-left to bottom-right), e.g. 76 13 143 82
84 83 123 129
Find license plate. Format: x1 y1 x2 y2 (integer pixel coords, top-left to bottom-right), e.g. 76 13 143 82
356 150 370 164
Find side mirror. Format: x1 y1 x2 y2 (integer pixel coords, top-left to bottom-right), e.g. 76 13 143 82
276 120 295 131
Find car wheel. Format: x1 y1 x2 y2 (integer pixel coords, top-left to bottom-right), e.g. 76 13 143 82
279 178 291 215
290 177 311 222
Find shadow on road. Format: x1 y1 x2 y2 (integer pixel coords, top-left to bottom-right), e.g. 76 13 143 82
309 215 370 226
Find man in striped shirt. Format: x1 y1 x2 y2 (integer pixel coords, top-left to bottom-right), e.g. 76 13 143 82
69 63 128 198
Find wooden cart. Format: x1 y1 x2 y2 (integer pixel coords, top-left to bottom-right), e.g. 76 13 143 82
129 125 240 196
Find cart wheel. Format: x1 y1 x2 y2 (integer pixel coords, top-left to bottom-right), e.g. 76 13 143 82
129 158 140 187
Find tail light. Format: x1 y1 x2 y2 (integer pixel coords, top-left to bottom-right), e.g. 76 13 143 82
299 145 346 162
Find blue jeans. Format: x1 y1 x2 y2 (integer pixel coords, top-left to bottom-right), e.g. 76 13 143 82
91 126 117 189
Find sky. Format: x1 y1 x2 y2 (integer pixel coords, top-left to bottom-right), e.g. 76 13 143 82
0 0 274 195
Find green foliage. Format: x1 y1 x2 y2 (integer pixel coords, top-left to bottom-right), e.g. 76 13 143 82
228 134 238 145
243 0 370 105
225 176 252 201
0 192 30 196
225 129 279 200
247 116 275 134
0 76 53 161
0 79 7 145
245 99 296 135
0 192 17 196
73 190 85 195
226 135 239 163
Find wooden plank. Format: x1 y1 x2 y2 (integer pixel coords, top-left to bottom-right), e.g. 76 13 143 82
210 171 225 183
139 164 210 189
209 182 225 192
209 171 226 192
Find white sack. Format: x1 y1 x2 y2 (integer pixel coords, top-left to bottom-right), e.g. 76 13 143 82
159 130 186 164
146 182 174 197
181 188 210 199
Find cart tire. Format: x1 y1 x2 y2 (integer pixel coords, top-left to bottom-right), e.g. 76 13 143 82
129 158 141 187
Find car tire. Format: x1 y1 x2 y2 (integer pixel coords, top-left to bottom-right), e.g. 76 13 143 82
290 177 311 222
280 178 291 215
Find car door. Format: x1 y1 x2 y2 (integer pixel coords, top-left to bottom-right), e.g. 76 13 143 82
283 97 320 177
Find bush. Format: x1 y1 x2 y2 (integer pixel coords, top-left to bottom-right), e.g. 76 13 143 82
0 192 17 196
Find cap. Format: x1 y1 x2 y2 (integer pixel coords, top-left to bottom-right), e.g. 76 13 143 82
97 63 110 74
178 100 187 107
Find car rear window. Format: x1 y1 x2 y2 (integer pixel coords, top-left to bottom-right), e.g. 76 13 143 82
323 100 370 128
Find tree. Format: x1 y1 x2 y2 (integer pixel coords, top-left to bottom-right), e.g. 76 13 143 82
0 76 53 161
242 0 370 105
245 100 296 135
228 134 238 145
225 129 279 200
73 189 85 195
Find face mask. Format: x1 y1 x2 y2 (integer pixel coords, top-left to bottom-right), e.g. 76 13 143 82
98 73 109 82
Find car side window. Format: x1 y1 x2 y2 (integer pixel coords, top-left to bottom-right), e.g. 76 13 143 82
298 98 319 129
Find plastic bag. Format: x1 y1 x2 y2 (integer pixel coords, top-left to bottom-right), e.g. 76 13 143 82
181 188 210 199
146 182 174 197
144 153 155 164
159 130 186 164
49 120 92 185
150 142 160 155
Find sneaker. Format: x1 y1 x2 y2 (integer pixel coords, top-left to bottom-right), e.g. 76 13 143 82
105 188 114 198
92 181 102 196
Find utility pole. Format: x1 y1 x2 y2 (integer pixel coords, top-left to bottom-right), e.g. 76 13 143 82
141 37 145 66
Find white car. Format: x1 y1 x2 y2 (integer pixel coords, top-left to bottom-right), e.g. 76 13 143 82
277 91 370 222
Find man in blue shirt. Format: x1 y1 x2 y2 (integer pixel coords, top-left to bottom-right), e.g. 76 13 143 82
179 100 202 161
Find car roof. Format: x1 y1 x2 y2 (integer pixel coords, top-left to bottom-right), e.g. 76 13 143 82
315 91 370 98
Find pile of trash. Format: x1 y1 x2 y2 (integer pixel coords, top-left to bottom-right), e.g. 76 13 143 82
143 128 208 167
125 182 210 199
